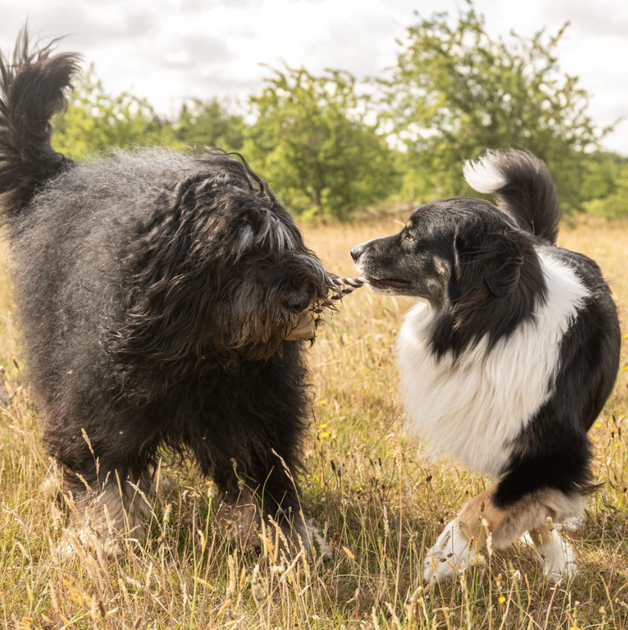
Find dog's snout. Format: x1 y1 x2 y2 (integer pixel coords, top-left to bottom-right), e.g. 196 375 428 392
351 243 366 262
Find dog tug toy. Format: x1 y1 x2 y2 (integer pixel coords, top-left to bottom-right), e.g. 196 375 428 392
285 276 367 341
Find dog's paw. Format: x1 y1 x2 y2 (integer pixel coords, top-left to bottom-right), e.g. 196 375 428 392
215 493 262 551
267 514 331 561
56 524 137 560
536 529 578 582
294 518 332 561
557 516 583 533
423 519 474 584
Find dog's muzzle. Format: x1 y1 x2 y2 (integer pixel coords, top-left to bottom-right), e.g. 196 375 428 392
285 311 317 341
284 276 366 341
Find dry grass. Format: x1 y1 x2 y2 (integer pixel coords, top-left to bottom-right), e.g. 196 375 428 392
0 217 626 629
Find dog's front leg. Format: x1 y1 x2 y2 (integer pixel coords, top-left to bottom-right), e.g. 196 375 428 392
425 487 581 584
527 525 578 581
423 488 493 584
423 518 476 583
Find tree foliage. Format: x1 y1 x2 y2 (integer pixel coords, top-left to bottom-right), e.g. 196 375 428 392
581 153 628 218
49 2 627 219
176 98 246 151
381 5 604 210
246 66 400 219
53 67 177 160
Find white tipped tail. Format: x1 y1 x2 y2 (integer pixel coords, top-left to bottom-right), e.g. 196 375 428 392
463 151 507 194
462 149 560 244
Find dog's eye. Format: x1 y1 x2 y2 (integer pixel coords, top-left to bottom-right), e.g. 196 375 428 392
286 291 311 312
402 232 415 243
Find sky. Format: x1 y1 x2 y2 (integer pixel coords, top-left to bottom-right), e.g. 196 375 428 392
1 0 627 154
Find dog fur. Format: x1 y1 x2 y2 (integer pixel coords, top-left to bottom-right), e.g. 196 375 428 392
0 33 335 553
351 149 621 582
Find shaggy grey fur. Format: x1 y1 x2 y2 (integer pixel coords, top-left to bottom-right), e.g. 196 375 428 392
1 32 334 552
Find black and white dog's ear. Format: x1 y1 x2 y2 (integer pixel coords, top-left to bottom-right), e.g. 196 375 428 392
454 227 528 298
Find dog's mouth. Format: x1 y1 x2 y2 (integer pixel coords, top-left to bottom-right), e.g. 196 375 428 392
365 276 412 290
285 311 317 341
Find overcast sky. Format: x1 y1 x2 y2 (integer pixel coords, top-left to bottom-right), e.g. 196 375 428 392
1 0 627 154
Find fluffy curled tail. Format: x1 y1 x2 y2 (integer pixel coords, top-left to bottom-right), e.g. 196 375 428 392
463 149 560 244
0 31 80 218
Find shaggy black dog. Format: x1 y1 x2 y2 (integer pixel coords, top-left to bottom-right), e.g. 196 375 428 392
0 34 335 553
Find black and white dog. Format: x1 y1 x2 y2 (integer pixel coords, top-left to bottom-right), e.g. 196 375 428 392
351 150 620 582
0 35 335 553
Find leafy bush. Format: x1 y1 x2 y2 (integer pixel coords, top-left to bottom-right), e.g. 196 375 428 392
379 7 602 211
53 66 177 160
176 98 246 152
49 3 627 219
582 154 628 217
246 66 400 220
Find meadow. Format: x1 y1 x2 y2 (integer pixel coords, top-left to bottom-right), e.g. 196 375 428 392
0 217 626 629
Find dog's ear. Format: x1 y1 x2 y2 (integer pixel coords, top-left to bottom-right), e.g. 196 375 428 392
453 226 528 299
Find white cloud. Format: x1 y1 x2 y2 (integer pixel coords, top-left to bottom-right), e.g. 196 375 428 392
0 0 409 116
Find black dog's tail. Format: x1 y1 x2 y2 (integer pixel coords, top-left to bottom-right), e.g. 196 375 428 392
0 31 80 219
463 149 560 244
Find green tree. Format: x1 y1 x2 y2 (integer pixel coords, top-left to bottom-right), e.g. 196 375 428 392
176 98 246 151
381 3 605 210
246 66 400 220
52 67 177 160
581 152 628 217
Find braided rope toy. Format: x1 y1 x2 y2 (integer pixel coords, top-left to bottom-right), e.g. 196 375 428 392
287 276 367 340
329 276 367 301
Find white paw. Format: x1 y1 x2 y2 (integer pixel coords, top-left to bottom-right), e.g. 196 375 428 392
297 519 332 560
57 524 129 559
536 529 578 582
557 516 582 532
423 519 474 584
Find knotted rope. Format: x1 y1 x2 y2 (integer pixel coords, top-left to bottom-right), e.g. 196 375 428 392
328 276 367 301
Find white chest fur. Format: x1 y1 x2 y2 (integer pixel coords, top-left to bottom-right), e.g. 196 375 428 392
397 253 589 477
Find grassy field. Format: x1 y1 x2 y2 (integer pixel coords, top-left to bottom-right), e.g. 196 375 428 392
0 217 626 629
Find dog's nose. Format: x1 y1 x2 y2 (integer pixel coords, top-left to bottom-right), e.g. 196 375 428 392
351 243 366 262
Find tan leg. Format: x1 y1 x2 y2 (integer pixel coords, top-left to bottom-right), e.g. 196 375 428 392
424 489 496 584
424 487 583 584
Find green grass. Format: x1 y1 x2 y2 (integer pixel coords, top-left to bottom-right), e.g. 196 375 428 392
0 217 626 629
